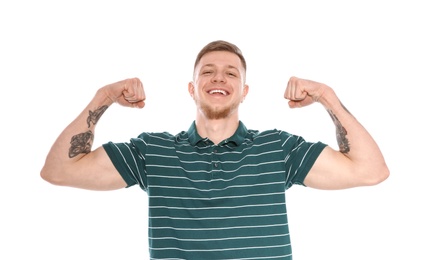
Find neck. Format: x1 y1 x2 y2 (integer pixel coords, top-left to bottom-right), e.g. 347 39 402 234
195 114 240 145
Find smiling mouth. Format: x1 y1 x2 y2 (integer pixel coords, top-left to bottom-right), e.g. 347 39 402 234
208 89 228 95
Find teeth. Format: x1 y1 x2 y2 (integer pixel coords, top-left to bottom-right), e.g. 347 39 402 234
209 89 227 95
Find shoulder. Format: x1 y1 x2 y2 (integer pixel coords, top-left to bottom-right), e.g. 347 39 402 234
242 128 291 148
132 131 178 147
251 128 325 152
250 128 293 142
137 131 176 140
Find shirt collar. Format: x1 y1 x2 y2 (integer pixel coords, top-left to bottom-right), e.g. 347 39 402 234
187 121 248 147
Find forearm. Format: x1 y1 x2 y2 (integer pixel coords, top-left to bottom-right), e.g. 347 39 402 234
40 88 114 184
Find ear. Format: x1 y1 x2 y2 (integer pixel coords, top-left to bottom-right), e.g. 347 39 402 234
188 81 195 98
242 84 249 102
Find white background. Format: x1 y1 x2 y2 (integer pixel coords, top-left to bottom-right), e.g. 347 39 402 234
1 0 431 259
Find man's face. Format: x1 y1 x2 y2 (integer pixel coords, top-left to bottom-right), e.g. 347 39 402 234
189 51 248 120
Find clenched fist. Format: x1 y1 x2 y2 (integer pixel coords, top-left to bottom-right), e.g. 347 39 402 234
284 76 327 108
104 77 146 108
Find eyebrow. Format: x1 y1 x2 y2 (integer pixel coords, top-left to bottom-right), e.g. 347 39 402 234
202 64 239 71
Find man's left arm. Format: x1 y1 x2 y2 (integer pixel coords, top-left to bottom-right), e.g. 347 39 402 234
285 76 390 190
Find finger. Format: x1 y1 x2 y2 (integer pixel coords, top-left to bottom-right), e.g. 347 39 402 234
285 77 301 101
132 100 145 109
132 78 146 108
284 77 294 100
130 78 144 99
288 76 297 100
138 78 146 101
288 100 300 108
290 80 297 100
291 79 308 101
124 78 145 102
284 81 290 100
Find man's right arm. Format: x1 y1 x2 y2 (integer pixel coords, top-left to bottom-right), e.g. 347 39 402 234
40 78 146 191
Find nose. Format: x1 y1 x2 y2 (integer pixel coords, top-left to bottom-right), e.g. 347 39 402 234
211 72 226 83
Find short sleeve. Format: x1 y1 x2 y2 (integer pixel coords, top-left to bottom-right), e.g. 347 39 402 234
279 131 327 189
102 136 149 191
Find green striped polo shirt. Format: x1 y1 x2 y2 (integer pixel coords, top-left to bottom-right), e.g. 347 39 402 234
103 121 326 259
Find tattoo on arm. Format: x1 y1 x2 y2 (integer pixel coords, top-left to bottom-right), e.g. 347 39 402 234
68 106 107 158
327 109 350 153
87 105 108 128
341 102 352 115
69 130 94 158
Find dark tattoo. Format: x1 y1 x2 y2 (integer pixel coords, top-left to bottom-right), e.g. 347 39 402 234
327 109 350 153
341 102 352 115
87 105 108 128
69 130 94 158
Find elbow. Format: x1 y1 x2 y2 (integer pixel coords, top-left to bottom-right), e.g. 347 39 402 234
365 164 390 186
40 166 66 186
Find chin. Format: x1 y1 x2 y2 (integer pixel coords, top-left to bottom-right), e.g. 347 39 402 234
202 106 231 120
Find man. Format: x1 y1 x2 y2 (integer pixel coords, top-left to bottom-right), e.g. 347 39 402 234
41 40 389 259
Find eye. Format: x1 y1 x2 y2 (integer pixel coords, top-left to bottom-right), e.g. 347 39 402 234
202 70 212 75
227 72 237 77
